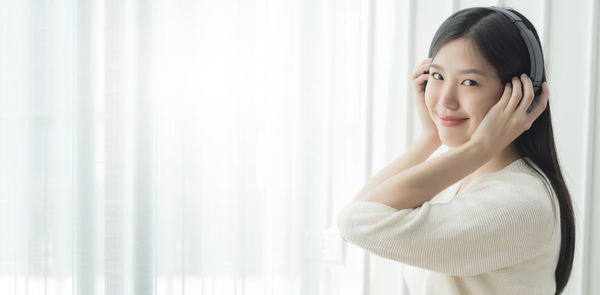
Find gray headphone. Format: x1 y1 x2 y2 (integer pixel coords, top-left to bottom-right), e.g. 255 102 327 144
422 6 543 113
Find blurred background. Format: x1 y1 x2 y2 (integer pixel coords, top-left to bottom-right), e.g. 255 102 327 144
0 0 598 294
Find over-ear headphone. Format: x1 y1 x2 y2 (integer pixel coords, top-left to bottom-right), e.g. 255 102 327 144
422 6 543 113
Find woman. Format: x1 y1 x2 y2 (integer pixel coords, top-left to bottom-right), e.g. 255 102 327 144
337 6 575 295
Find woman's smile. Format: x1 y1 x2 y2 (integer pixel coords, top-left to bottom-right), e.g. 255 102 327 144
438 115 469 127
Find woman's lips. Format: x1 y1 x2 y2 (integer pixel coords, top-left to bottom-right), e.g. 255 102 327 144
438 115 468 127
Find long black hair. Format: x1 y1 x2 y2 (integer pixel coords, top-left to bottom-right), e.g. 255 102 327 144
428 7 575 294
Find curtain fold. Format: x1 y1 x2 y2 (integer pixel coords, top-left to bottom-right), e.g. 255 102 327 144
0 0 370 294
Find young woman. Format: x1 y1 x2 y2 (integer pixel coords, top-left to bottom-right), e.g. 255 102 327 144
337 6 575 295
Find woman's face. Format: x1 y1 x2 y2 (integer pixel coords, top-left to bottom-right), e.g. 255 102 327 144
425 38 504 148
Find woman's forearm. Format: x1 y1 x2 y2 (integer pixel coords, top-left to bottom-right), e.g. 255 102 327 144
356 140 492 210
352 135 441 202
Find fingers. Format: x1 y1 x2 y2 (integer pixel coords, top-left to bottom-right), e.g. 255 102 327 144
513 74 548 116
498 81 512 109
515 73 535 113
530 81 549 117
520 78 549 131
505 76 523 111
412 72 429 94
410 57 433 80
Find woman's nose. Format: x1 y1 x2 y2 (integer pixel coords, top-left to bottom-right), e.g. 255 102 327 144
437 85 459 109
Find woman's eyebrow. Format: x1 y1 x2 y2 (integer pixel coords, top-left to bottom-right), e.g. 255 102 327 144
429 63 487 77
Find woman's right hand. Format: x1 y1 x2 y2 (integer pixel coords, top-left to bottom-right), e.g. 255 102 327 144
410 57 441 145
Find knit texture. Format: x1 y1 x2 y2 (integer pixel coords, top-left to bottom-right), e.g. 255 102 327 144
337 157 561 295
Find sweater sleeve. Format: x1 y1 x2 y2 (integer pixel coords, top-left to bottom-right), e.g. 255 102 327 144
336 177 558 276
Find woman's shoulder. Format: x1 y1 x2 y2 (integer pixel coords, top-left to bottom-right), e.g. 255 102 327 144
464 157 553 196
457 157 559 220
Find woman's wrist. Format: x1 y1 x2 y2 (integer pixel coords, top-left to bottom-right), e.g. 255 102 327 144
407 134 442 165
417 132 442 150
351 133 441 203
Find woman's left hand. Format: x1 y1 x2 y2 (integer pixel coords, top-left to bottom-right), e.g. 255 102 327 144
469 73 549 155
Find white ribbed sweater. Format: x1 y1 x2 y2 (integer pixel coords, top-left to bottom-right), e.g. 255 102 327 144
337 157 561 295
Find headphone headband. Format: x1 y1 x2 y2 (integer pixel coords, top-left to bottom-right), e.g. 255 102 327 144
427 6 543 92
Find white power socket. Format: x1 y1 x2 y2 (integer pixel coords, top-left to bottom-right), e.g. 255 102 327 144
320 227 346 264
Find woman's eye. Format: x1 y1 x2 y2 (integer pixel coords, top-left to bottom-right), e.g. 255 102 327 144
431 73 478 86
463 79 478 86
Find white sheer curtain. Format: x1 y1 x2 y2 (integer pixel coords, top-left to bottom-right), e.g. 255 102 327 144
0 0 371 294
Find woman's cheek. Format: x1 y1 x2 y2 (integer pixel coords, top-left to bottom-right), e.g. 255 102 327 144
424 99 433 115
425 96 436 115
424 94 433 108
